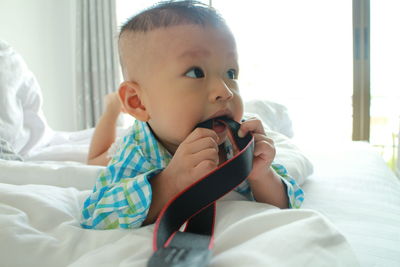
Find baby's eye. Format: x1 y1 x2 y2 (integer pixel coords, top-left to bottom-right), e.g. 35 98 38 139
185 67 205 78
226 69 237 80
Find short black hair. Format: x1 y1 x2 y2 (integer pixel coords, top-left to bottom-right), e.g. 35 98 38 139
119 0 227 36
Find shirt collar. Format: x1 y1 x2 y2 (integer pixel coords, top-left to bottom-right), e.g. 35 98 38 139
131 120 172 169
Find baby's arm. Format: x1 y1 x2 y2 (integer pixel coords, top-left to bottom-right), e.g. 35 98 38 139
87 92 122 166
81 127 220 229
144 128 220 224
239 117 289 208
238 117 305 208
267 130 313 185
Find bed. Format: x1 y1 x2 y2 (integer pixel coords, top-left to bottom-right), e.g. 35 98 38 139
1 40 400 267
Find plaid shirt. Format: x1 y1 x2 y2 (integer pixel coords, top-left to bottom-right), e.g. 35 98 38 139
81 120 304 229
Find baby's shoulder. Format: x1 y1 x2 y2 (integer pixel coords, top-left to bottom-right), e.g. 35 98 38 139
108 125 139 158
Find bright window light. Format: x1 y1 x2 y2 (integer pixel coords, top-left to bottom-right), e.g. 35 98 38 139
212 0 353 143
370 0 400 164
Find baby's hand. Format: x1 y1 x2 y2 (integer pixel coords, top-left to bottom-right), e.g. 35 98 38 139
238 117 276 181
164 128 219 192
104 92 125 115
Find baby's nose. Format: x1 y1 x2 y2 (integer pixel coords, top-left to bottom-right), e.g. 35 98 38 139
209 81 234 102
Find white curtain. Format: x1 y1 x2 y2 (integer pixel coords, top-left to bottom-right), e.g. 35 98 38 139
76 0 120 129
397 132 400 177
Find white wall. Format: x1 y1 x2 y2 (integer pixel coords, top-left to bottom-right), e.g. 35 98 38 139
0 0 77 131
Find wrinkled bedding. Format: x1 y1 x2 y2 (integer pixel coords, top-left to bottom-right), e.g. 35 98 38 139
2 141 400 266
0 182 357 267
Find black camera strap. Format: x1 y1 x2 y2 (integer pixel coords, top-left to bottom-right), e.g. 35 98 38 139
148 116 254 267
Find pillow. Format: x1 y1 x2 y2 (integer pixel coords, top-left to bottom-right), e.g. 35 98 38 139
0 40 52 156
244 100 313 184
244 99 294 138
0 137 22 161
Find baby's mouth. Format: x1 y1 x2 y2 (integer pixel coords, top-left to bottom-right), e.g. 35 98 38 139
196 115 232 133
212 119 227 133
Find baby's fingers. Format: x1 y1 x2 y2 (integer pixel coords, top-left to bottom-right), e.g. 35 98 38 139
254 138 275 163
187 136 219 154
253 133 274 144
191 148 219 179
238 117 265 137
184 127 219 145
193 159 219 179
191 148 219 168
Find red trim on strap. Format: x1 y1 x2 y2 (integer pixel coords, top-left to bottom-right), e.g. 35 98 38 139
208 204 216 250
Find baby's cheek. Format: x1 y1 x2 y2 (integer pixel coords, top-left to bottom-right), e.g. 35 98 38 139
233 99 244 122
177 124 195 143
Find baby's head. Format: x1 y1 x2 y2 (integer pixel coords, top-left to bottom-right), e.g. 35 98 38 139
118 1 243 153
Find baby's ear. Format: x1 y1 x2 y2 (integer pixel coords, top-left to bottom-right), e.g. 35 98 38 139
118 81 149 122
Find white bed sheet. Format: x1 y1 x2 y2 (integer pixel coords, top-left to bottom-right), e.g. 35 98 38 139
0 141 399 266
0 183 357 267
301 142 400 267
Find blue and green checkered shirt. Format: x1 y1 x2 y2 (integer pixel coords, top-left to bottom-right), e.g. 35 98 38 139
81 120 304 229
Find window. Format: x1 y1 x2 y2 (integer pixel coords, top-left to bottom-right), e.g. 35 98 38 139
370 0 400 168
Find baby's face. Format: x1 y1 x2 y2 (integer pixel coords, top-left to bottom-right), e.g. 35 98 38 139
131 24 243 153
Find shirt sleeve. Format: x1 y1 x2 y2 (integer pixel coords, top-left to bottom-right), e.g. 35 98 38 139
235 163 304 208
80 144 164 229
271 163 304 208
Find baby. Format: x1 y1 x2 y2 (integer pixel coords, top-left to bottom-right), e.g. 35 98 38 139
81 1 304 229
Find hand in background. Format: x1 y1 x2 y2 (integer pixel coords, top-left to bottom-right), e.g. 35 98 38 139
104 92 125 116
87 92 123 166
